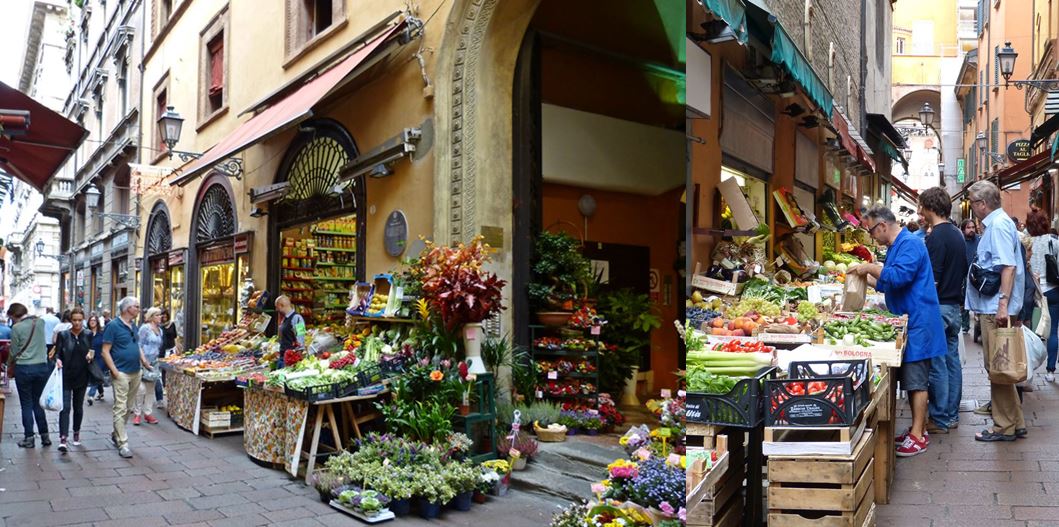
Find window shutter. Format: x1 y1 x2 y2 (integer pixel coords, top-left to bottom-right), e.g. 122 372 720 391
208 36 224 96
991 118 999 155
994 45 1000 85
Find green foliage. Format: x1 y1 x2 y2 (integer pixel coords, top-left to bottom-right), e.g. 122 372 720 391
529 232 593 310
495 401 561 432
376 400 455 444
597 288 662 393
509 346 538 401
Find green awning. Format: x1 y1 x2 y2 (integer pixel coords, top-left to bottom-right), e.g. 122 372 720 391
700 0 748 44
879 139 908 169
745 1 834 118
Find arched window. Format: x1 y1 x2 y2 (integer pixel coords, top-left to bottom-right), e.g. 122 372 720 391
146 206 172 257
195 183 236 244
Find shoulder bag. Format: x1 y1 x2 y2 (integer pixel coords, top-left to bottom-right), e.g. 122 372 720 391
969 260 1002 297
1045 238 1059 284
6 317 40 378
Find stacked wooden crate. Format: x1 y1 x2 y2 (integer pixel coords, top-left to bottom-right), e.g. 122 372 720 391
686 424 745 527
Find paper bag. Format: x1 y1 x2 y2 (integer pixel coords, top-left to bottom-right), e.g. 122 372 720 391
841 273 867 312
988 323 1029 385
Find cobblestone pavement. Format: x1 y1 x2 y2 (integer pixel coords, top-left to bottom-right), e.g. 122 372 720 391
0 389 566 527
878 331 1059 526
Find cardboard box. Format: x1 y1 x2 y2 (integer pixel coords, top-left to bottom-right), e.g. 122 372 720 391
718 177 761 230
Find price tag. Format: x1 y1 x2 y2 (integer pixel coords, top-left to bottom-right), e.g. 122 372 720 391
660 389 672 398
657 428 672 438
677 390 686 398
536 390 544 399
667 453 683 466
509 448 522 459
547 371 558 380
808 285 823 304
591 326 601 335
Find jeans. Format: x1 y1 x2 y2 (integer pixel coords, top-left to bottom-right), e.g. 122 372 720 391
59 385 87 437
111 370 142 448
961 308 971 332
928 304 963 429
1045 288 1059 372
155 371 165 402
14 362 51 439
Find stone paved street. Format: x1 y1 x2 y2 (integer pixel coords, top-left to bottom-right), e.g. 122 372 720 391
0 391 566 527
878 331 1059 526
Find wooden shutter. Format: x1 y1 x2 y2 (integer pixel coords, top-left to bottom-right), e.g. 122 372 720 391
208 36 224 96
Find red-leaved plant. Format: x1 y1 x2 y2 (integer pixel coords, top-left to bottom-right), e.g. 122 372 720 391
416 236 507 332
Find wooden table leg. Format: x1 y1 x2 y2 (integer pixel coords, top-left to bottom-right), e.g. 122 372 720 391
326 404 343 451
347 402 364 440
304 406 325 485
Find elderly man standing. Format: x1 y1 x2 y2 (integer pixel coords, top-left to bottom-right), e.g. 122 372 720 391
848 206 947 457
965 181 1027 442
101 297 154 458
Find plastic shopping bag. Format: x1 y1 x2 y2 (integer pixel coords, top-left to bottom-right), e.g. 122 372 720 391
39 366 64 412
1018 326 1047 390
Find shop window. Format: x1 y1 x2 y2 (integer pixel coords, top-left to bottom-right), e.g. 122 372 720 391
828 43 836 90
199 9 228 123
720 166 767 225
285 0 346 59
194 184 239 344
895 37 905 55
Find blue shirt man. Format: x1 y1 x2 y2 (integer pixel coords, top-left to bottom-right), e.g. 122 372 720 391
965 208 1025 317
101 317 142 374
41 309 60 346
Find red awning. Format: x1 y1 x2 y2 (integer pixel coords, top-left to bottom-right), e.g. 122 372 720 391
890 176 919 203
0 82 87 193
997 150 1052 190
174 21 406 185
832 110 858 159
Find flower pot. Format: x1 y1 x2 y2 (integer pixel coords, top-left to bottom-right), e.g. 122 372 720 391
536 311 573 327
491 480 509 497
390 498 411 516
418 499 443 519
453 491 473 511
511 457 528 471
567 428 579 436
462 323 487 374
472 491 488 504
459 404 471 416
586 429 598 436
621 365 641 407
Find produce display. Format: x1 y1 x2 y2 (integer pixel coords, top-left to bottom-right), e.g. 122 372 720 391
822 316 898 346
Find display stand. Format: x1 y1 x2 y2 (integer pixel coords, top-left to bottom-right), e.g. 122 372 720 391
242 387 310 476
299 391 388 484
873 366 898 504
163 367 244 437
452 373 498 463
529 324 601 406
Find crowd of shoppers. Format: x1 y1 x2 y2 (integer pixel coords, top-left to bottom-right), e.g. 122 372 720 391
4 296 167 459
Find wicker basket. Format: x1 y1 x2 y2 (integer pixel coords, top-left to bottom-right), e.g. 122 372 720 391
534 421 568 442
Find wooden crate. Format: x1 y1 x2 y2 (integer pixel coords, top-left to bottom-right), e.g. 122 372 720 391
767 430 875 512
687 432 746 527
768 499 875 527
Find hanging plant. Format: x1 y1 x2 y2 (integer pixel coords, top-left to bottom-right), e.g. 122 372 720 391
528 231 593 311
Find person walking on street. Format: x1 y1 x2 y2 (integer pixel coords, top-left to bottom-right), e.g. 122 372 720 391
965 181 1027 442
54 307 93 452
101 297 154 458
848 206 948 457
962 220 981 335
1025 211 1059 382
40 308 60 356
919 187 969 435
6 303 51 448
86 315 106 404
51 310 71 345
133 307 163 426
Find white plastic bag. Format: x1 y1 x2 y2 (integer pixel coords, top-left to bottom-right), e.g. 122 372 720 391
39 366 64 412
1018 326 1046 390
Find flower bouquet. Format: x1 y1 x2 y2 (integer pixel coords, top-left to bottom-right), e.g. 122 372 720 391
482 459 511 496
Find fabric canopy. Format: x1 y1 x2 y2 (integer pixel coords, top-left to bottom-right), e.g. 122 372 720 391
0 82 87 193
174 21 406 185
997 150 1052 190
700 0 748 43
1031 113 1059 149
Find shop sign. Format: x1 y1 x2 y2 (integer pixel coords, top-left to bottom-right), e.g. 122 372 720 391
649 268 661 303
384 210 408 257
234 233 253 255
957 158 966 183
686 37 711 118
481 226 504 250
201 244 234 265
168 249 186 267
76 269 84 286
1007 139 1032 162
91 243 103 258
130 163 182 198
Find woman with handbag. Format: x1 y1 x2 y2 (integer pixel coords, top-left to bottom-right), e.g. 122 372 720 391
55 307 93 452
133 307 164 425
1026 211 1059 381
6 302 51 448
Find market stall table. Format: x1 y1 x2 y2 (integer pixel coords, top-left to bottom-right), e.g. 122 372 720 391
162 366 245 436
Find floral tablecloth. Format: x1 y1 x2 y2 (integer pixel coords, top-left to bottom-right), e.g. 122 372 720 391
243 387 309 476
164 370 203 434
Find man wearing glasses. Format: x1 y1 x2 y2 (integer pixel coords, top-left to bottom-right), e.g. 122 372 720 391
848 206 947 457
965 181 1026 442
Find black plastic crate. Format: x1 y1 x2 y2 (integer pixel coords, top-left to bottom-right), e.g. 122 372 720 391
379 355 410 376
686 366 779 428
284 381 341 402
765 359 870 427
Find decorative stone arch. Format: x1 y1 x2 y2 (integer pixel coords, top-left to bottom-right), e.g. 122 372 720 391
185 174 238 349
144 201 173 259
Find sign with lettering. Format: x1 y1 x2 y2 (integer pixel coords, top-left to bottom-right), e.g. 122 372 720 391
956 158 966 183
130 163 182 198
200 243 234 265
1007 139 1032 162
234 232 252 255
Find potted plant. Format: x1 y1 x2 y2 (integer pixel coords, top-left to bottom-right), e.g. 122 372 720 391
498 432 539 470
581 414 605 436
415 236 507 374
310 470 348 504
558 411 581 435
445 461 479 511
371 467 414 516
476 468 499 503
596 288 662 398
413 471 455 519
338 489 391 519
482 459 511 496
529 232 593 325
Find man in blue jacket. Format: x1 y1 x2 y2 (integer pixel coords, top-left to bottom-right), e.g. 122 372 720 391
848 206 947 457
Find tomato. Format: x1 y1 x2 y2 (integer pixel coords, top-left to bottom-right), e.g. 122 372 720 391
321 352 331 360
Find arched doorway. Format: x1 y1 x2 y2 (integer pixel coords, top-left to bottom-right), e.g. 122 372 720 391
433 0 685 394
267 119 363 329
142 201 186 341
187 177 244 348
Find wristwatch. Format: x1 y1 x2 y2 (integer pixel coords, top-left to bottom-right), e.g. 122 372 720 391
998 293 1008 300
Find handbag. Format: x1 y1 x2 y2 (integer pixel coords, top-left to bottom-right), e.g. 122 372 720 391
987 319 1029 384
142 364 162 383
6 317 39 379
969 262 1002 297
1046 239 1059 284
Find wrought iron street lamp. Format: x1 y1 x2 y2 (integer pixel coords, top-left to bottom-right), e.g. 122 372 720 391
84 185 140 229
157 106 243 178
996 42 1059 90
919 103 935 128
976 132 1006 164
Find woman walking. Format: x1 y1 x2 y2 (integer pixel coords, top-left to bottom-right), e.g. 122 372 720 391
134 307 163 425
6 303 51 448
55 308 93 452
1027 211 1059 381
86 315 106 404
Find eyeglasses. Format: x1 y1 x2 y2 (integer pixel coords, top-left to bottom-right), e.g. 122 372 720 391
868 222 885 236
970 199 984 206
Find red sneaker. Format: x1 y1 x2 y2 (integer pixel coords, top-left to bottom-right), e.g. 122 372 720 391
894 428 929 444
144 415 159 425
896 433 929 457
132 415 141 426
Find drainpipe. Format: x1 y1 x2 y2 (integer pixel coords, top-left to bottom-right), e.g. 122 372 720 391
136 0 147 308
